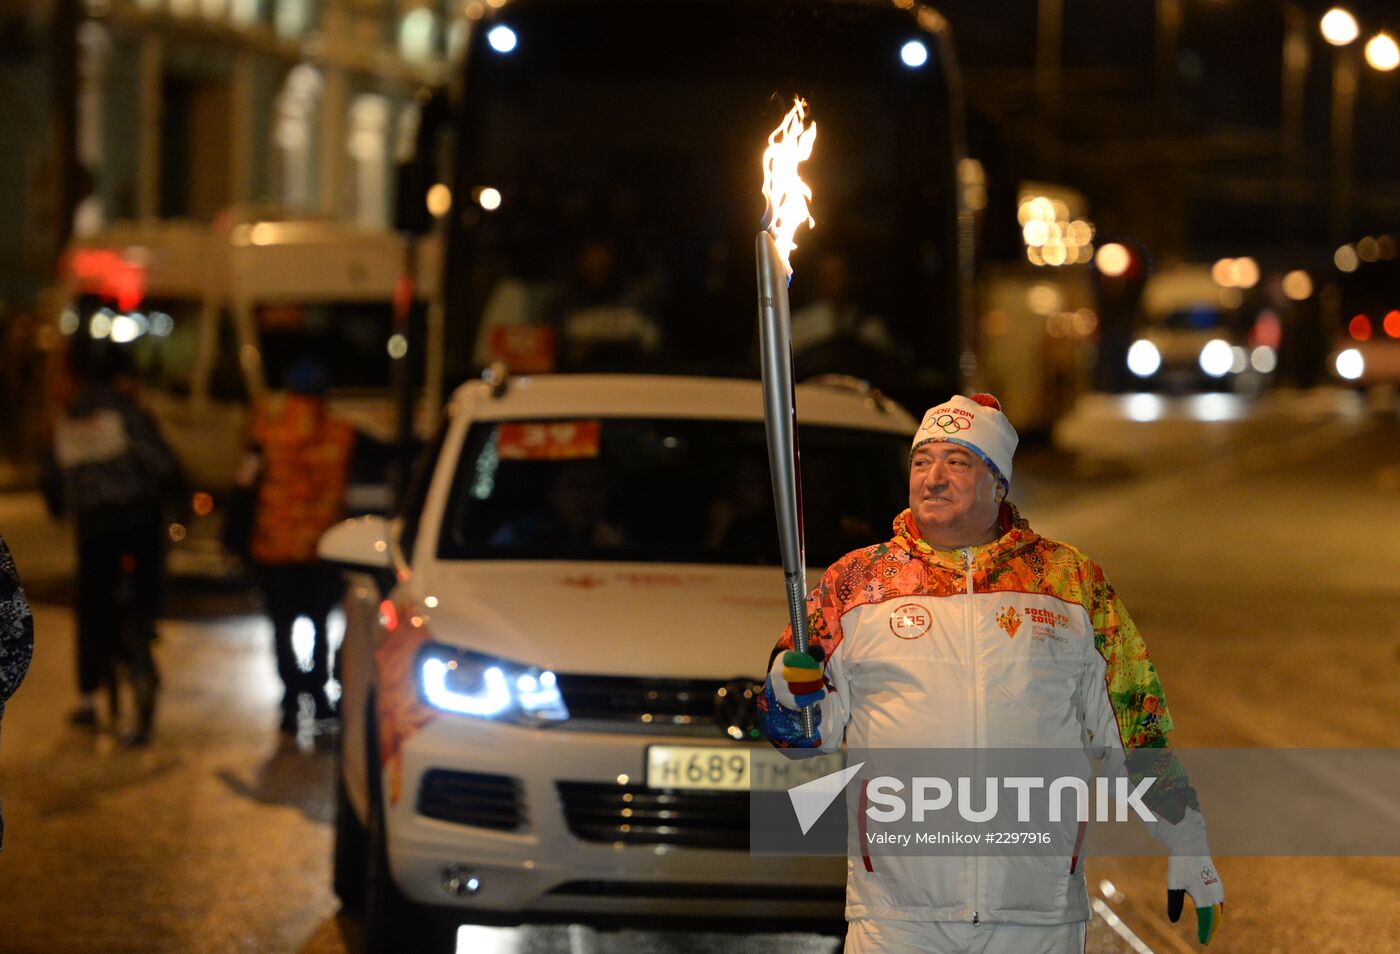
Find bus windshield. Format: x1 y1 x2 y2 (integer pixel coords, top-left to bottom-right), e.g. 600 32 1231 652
256 301 406 392
444 0 963 406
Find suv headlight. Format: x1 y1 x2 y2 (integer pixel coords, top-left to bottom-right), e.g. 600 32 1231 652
417 643 569 723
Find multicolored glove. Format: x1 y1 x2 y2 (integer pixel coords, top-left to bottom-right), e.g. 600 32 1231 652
1157 808 1224 945
760 675 823 748
772 649 826 710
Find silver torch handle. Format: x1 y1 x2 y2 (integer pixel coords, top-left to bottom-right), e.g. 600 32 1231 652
755 230 816 741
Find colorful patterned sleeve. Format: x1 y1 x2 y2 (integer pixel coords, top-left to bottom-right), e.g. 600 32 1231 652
767 560 848 666
1082 559 1174 749
1082 558 1200 823
758 559 851 751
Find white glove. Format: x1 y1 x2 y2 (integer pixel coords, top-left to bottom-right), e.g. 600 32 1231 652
1152 808 1224 945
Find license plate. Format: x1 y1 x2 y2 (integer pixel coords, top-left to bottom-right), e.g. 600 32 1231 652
644 745 845 792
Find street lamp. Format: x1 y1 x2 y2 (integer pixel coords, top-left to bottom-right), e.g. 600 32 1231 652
1316 9 1398 242
1365 33 1399 71
1320 8 1359 46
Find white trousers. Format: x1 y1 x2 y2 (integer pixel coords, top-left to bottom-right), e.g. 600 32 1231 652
845 918 1086 954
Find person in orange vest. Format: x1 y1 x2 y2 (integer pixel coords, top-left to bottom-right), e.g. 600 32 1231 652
241 360 354 734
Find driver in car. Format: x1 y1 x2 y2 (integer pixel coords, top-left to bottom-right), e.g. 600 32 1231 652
489 458 626 549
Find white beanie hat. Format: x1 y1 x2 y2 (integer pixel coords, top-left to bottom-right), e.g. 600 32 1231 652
911 393 1019 488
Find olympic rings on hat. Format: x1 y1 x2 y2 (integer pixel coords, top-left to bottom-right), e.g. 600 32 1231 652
922 412 972 435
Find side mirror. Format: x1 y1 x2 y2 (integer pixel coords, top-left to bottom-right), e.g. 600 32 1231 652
320 516 395 591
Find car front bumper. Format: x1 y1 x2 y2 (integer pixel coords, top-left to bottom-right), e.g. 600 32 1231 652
385 714 847 919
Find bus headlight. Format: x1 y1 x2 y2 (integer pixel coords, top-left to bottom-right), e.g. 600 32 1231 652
418 644 568 723
1127 340 1161 377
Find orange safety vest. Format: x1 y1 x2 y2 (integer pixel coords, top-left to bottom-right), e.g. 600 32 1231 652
249 396 355 565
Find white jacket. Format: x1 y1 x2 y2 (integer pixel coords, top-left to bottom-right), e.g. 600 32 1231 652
760 507 1189 925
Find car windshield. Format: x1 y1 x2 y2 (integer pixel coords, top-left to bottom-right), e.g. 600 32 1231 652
438 417 910 566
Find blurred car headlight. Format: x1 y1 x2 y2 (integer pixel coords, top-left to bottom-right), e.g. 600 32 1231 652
418 643 569 723
1199 339 1234 378
1335 348 1365 381
1127 339 1161 377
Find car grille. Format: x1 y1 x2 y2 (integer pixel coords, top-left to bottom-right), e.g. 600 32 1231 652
417 770 525 831
557 781 749 850
555 674 758 727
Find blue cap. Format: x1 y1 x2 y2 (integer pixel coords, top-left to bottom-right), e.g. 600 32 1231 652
284 358 329 395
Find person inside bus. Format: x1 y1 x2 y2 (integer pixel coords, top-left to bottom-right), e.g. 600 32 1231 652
240 359 354 734
473 236 663 373
546 237 663 371
790 251 895 374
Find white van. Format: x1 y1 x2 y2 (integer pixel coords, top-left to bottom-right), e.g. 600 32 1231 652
58 219 443 575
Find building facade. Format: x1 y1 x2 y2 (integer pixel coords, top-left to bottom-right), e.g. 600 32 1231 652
73 0 460 234
0 0 468 469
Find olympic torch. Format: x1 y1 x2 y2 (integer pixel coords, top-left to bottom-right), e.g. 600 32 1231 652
756 99 818 740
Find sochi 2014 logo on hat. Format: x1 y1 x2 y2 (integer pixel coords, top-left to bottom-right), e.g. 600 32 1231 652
890 603 932 639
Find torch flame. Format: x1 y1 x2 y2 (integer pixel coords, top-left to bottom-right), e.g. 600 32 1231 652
761 98 817 277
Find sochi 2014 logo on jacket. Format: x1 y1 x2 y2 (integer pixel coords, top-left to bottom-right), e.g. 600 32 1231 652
1025 607 1070 643
995 605 1070 643
995 605 1022 638
889 603 932 639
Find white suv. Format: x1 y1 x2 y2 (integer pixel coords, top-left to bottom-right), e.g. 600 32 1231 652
321 373 916 949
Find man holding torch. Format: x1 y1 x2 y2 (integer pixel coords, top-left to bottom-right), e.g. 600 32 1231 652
752 101 1222 952
757 395 1225 952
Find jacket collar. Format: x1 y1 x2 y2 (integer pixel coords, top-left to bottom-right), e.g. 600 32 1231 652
892 503 1037 571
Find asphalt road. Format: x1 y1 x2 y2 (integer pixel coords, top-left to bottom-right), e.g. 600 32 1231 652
1 387 1397 953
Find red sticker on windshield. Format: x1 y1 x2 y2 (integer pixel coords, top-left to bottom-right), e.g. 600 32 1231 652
497 421 602 461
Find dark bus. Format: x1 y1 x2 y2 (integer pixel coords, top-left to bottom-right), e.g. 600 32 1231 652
426 0 970 412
